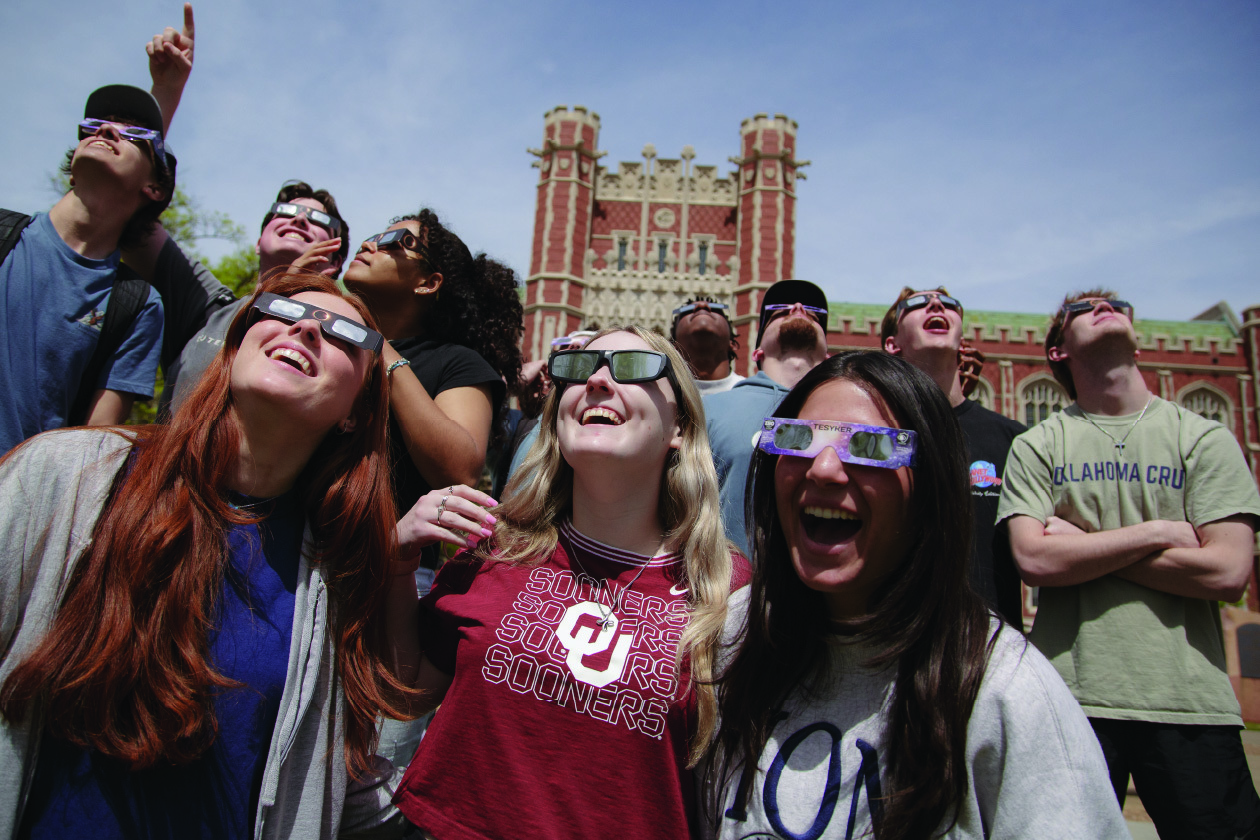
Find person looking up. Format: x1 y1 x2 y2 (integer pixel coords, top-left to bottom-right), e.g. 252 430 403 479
0 272 441 838
705 351 1127 839
0 83 173 454
138 180 350 409
705 279 830 555
998 290 1260 837
388 326 749 839
881 287 1026 626
340 211 522 563
671 296 743 394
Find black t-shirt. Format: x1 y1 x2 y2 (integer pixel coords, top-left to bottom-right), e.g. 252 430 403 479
954 398 1026 627
388 337 505 566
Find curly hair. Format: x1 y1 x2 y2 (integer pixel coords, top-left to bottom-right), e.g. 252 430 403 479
394 209 524 445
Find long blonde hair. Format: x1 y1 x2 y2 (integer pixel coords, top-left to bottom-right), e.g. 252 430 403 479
491 326 733 765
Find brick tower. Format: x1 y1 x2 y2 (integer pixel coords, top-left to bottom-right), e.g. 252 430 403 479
729 113 808 372
522 106 605 362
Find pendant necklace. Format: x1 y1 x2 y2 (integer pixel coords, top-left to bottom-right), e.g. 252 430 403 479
570 550 652 629
1079 397 1152 455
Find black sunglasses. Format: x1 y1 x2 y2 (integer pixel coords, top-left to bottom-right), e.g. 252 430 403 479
362 229 434 264
548 349 674 385
249 292 383 354
896 292 963 320
1061 298 1134 319
266 202 343 237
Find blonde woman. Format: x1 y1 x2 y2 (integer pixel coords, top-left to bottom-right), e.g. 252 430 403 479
389 326 749 840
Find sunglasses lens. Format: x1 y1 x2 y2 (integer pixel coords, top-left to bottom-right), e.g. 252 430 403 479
266 298 307 320
550 352 598 381
849 431 894 461
610 352 665 381
773 422 815 452
330 319 368 344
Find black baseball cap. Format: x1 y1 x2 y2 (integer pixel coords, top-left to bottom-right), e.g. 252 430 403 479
83 84 175 176
757 279 829 346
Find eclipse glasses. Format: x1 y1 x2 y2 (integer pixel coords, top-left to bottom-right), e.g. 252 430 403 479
548 349 674 385
249 292 383 354
896 292 963 321
672 301 730 319
362 229 433 263
1060 298 1133 319
267 203 343 237
758 417 917 469
762 303 827 327
79 118 167 173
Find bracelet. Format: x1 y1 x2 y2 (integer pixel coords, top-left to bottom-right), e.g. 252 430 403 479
386 359 410 377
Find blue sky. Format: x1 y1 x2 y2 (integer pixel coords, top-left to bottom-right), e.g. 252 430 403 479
2 0 1256 321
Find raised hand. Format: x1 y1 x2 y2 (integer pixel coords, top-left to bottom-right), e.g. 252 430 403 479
147 3 195 135
288 238 344 278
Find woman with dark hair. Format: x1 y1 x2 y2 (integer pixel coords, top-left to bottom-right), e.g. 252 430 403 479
0 272 424 839
388 326 750 840
706 351 1125 839
336 209 523 574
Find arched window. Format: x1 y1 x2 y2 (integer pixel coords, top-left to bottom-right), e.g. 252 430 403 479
1020 377 1068 427
1179 385 1231 426
968 377 994 411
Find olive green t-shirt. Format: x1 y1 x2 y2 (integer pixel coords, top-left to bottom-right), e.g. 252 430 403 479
997 397 1260 725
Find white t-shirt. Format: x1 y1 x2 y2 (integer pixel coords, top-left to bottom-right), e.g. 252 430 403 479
694 371 744 395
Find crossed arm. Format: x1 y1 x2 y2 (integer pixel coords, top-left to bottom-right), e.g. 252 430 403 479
1008 513 1255 602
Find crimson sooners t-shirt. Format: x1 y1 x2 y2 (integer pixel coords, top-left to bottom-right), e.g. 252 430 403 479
394 521 751 840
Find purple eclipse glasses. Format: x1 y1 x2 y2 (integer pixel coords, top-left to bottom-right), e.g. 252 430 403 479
78 118 167 172
758 417 917 469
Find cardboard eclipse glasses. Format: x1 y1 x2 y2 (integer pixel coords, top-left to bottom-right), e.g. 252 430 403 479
758 417 917 469
249 292 383 354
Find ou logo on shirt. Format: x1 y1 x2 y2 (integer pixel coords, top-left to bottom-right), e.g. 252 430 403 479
554 602 634 688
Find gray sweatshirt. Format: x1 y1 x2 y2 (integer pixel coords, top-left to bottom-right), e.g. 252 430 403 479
706 623 1129 839
0 429 401 839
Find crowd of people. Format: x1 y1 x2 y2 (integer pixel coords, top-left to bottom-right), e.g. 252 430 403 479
1 5 1258 839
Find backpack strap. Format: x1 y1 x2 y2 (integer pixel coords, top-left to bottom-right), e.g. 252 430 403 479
0 209 34 268
70 264 150 424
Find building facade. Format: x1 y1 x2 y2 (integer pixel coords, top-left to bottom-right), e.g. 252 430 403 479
522 107 1260 716
523 106 806 363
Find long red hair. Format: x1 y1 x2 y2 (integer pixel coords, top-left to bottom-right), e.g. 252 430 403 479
0 271 412 776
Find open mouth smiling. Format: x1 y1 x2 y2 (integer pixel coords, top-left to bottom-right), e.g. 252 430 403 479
581 407 623 426
924 314 950 332
268 346 313 376
801 505 861 544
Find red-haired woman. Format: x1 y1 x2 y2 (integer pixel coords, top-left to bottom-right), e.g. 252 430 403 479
0 272 427 839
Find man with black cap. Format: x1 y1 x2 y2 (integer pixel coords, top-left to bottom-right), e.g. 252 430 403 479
704 279 830 554
0 84 175 454
670 296 743 394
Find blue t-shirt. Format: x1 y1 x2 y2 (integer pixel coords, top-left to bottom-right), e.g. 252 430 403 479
18 492 304 840
0 212 163 454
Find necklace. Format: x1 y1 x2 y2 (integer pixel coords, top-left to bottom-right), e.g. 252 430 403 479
570 550 652 629
1078 397 1152 454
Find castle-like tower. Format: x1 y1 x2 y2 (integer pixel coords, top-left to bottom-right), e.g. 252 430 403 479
522 108 807 373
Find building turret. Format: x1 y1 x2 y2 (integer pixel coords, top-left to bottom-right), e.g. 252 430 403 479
523 106 605 361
